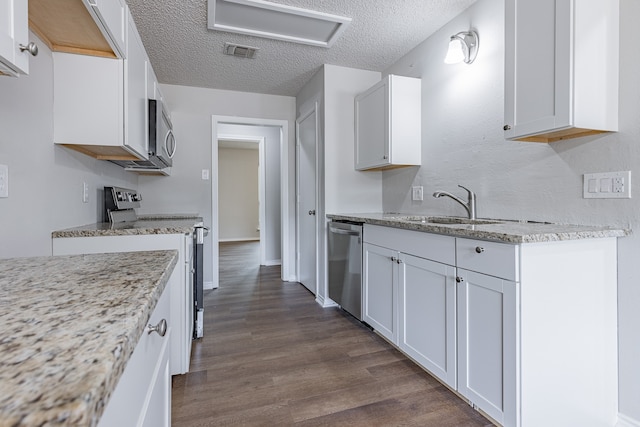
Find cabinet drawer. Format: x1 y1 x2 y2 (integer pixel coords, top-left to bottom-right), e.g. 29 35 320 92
456 238 519 281
364 224 455 265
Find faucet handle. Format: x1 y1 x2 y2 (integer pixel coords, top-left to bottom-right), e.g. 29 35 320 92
458 185 475 198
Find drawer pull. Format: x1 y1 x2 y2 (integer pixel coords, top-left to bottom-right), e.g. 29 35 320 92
475 246 485 253
456 276 464 283
148 318 168 337
390 256 397 262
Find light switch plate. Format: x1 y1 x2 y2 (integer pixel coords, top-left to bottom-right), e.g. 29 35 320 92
412 186 423 201
0 164 8 198
583 171 631 199
202 169 210 180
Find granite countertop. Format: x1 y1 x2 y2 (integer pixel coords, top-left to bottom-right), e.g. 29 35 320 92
52 217 203 238
0 250 178 426
327 213 630 243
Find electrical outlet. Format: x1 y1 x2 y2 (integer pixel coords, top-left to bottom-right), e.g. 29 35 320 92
583 171 631 199
412 186 423 201
0 164 8 198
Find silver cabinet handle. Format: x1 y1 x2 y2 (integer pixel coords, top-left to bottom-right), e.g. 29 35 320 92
475 246 485 253
382 155 388 160
329 226 360 236
19 42 38 56
165 129 176 158
390 256 397 262
503 125 511 131
308 210 316 216
148 318 168 337
456 277 464 283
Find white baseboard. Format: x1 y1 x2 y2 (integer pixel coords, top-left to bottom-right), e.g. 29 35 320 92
219 238 260 242
203 281 216 290
262 259 281 266
618 413 640 427
315 294 338 308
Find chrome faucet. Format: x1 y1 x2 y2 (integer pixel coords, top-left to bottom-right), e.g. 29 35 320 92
433 185 477 220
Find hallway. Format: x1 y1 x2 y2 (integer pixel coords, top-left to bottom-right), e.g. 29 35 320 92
171 242 491 426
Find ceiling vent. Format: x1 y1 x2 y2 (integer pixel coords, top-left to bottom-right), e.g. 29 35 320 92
224 42 259 59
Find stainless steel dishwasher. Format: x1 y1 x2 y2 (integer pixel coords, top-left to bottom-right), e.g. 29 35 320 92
328 221 363 320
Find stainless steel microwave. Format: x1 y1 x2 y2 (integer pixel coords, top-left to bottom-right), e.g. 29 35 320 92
110 99 176 170
148 99 175 168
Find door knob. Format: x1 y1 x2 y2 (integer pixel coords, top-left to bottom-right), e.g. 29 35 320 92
308 210 316 216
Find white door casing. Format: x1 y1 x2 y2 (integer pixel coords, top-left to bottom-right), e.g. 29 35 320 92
296 102 319 295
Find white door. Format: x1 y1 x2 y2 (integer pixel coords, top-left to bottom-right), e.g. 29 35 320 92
296 104 318 294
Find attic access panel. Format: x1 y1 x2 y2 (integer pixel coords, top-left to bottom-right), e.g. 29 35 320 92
208 0 351 48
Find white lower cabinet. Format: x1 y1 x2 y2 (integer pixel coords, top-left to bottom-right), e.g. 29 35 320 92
362 243 397 344
363 224 618 427
53 233 194 376
398 253 456 388
456 269 517 426
99 266 174 427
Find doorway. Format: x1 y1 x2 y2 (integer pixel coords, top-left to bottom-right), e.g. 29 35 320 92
212 116 292 289
218 135 266 264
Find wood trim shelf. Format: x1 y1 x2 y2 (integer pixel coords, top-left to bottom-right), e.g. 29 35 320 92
515 128 610 143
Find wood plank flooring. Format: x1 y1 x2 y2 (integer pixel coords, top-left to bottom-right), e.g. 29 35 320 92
172 241 493 426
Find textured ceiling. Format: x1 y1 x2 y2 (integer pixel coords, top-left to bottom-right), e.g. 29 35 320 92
125 0 477 96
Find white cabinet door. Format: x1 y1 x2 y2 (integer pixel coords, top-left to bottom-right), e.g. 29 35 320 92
355 79 387 169
0 0 30 75
82 0 126 58
456 269 517 427
504 0 618 142
355 74 421 170
398 253 456 388
125 12 148 159
362 243 397 344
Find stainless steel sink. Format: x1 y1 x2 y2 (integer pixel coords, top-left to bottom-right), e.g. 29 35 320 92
394 216 503 225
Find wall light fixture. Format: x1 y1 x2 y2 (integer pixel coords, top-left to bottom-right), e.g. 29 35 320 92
444 30 479 64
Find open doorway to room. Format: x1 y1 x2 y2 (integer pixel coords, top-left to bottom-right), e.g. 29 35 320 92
211 116 292 289
218 136 264 260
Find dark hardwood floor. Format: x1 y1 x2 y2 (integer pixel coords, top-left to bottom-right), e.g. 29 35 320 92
172 241 492 426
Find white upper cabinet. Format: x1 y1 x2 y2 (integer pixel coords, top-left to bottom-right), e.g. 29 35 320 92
82 0 126 58
125 15 149 159
29 0 125 59
504 0 619 143
355 74 421 170
0 0 35 76
53 9 149 161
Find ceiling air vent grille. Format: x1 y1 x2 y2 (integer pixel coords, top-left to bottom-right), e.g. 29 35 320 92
224 43 259 59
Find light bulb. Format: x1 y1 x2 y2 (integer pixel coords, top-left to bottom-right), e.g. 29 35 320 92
444 37 465 64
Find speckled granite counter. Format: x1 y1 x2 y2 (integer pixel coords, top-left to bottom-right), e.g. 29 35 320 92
327 213 629 243
0 250 178 426
51 217 203 238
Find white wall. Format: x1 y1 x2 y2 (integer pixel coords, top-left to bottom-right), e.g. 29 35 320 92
138 84 295 286
383 0 640 422
296 64 382 305
218 147 259 241
217 123 282 264
0 33 137 259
